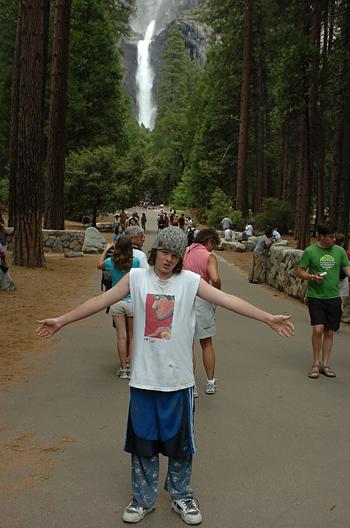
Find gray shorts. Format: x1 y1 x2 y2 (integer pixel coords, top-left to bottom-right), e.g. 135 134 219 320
110 299 134 317
194 297 216 339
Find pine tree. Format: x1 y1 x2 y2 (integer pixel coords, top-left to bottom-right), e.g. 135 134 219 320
44 0 72 230
150 25 197 203
10 0 50 266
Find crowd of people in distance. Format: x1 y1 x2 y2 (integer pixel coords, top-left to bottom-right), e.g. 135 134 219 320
157 208 198 246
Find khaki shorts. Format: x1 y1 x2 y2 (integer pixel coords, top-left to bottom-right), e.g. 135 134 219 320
110 299 134 317
194 297 216 339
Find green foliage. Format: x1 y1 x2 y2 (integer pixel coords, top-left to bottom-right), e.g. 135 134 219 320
253 198 294 234
66 0 131 151
65 146 130 220
149 25 199 202
0 0 17 175
205 188 243 229
0 176 9 205
169 170 192 209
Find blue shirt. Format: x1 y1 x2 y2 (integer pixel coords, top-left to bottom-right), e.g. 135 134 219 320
104 256 140 300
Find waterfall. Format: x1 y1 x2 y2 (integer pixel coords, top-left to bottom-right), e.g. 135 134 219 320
136 20 156 130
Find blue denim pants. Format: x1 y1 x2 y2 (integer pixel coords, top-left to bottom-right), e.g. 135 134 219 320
131 453 193 508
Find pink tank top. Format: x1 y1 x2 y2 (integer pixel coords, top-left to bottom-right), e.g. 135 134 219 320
183 243 211 283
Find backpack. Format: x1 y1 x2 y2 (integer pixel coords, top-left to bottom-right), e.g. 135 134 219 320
157 215 165 228
101 248 114 313
187 227 196 246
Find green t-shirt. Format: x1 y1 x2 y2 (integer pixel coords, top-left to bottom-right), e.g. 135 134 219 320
299 243 349 299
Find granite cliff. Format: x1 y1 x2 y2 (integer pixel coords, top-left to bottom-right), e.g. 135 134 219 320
120 0 210 118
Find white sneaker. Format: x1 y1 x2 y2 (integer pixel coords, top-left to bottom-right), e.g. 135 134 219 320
171 497 202 525
122 501 155 523
193 385 198 398
119 368 129 379
205 379 216 394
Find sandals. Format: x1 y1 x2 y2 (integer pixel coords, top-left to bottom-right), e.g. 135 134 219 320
320 365 336 378
308 364 336 379
308 364 320 379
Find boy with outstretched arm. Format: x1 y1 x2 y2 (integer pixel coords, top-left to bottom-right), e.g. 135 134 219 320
37 227 294 525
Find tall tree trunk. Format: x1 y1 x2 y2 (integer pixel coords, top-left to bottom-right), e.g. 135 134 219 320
295 1 323 249
336 0 350 247
308 0 323 234
8 4 22 228
12 1 49 266
315 3 329 227
236 0 253 217
281 122 289 201
295 111 310 247
254 45 267 212
44 0 72 229
329 127 342 227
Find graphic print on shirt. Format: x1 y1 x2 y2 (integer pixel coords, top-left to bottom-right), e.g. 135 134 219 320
144 294 175 340
320 254 336 271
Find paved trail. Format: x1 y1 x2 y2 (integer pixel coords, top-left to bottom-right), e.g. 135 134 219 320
1 208 350 528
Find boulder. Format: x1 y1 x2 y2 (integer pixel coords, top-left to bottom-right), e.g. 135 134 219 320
64 250 84 258
242 239 257 251
96 221 114 232
0 270 16 291
82 227 107 254
220 240 246 252
342 296 350 323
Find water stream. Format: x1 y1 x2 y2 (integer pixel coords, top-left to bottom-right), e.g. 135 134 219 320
136 20 157 130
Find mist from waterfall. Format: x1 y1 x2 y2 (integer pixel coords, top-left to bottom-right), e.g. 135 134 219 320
136 20 157 130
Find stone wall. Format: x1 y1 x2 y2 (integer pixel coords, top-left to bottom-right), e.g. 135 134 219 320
42 230 85 253
4 228 85 253
265 245 306 301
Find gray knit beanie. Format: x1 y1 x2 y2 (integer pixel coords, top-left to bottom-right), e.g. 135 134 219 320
152 226 187 259
125 225 144 237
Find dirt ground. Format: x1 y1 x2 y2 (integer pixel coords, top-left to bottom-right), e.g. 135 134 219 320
1 219 115 392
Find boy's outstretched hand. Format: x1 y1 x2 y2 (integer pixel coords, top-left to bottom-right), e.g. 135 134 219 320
36 318 63 338
268 315 294 337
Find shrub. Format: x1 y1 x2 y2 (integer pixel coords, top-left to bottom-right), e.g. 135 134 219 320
253 198 294 234
205 188 244 229
0 177 9 206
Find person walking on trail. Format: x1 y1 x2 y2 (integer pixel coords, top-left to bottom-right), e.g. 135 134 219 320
297 224 350 380
249 226 274 284
125 225 149 269
141 213 147 231
36 226 294 525
97 238 140 379
179 213 186 231
221 216 232 231
183 228 222 395
119 209 128 227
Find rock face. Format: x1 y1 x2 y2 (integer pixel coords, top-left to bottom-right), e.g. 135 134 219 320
121 0 210 118
64 250 84 258
130 0 202 37
0 269 16 291
82 227 107 254
343 297 350 323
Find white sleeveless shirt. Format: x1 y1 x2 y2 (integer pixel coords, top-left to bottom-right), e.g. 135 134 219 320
129 267 200 391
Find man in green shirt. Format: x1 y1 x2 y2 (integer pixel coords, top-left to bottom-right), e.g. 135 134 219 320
298 224 350 379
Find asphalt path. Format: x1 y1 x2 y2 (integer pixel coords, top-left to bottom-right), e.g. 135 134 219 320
1 207 350 528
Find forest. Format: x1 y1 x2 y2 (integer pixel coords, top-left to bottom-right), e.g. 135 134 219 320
0 0 349 267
